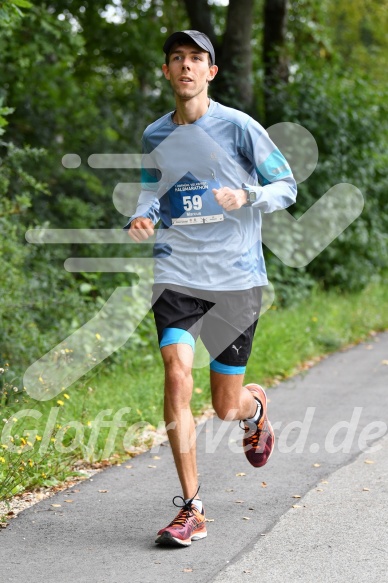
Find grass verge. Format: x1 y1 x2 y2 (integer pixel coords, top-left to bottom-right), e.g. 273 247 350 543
1 277 388 504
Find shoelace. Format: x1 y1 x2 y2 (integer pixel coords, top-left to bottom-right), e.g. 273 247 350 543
168 506 194 527
246 419 271 449
169 485 201 527
239 417 259 439
239 415 269 440
247 426 261 447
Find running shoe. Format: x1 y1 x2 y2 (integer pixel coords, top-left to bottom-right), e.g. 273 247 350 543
242 384 275 467
155 496 207 547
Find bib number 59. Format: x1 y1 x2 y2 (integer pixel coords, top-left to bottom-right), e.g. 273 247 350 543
182 195 203 212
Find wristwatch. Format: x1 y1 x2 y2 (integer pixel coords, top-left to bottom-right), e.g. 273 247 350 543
242 183 258 206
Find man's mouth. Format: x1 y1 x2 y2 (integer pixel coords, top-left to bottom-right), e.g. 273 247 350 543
179 77 193 83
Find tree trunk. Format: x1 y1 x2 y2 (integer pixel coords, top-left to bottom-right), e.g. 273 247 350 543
182 0 254 113
216 0 254 112
182 0 217 45
263 0 289 122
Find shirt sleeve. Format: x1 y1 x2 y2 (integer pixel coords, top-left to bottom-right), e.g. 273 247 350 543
240 118 297 213
123 135 161 230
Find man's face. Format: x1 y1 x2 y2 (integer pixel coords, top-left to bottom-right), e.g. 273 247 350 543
162 43 218 101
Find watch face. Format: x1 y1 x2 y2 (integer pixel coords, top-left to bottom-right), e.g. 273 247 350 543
248 191 256 204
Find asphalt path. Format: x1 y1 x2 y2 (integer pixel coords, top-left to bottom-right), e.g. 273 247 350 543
1 332 387 583
212 432 388 583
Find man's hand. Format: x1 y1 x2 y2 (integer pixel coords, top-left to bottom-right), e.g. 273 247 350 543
128 217 155 241
212 187 247 211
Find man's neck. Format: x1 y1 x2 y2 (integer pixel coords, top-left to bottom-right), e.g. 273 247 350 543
173 96 210 125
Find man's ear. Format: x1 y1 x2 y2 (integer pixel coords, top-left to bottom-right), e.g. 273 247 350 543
207 65 218 82
162 63 170 80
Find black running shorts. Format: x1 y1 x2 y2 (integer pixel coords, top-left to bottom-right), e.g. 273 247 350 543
151 284 262 374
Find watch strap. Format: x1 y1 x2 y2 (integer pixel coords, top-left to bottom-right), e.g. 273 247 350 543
242 183 257 207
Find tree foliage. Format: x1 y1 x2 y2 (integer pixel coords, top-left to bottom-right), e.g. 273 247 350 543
0 0 387 382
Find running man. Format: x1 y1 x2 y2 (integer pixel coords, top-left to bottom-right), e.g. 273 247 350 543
126 30 297 547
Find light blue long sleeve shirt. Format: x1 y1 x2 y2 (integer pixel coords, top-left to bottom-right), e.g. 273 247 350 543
124 99 297 291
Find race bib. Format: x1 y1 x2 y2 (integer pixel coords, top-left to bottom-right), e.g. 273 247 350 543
168 173 224 226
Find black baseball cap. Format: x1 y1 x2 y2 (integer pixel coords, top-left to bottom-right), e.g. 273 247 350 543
163 30 215 65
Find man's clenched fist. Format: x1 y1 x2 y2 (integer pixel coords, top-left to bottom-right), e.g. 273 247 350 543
212 186 247 211
128 217 155 241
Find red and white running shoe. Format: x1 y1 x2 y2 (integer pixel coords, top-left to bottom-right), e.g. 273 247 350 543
242 384 275 468
155 497 207 547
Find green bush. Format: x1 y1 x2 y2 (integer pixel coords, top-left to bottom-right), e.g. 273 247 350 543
266 68 388 293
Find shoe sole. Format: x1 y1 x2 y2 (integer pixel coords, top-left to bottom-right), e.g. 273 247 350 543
267 420 275 459
155 530 207 547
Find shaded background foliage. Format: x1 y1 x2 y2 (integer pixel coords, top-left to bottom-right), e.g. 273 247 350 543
0 0 387 386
